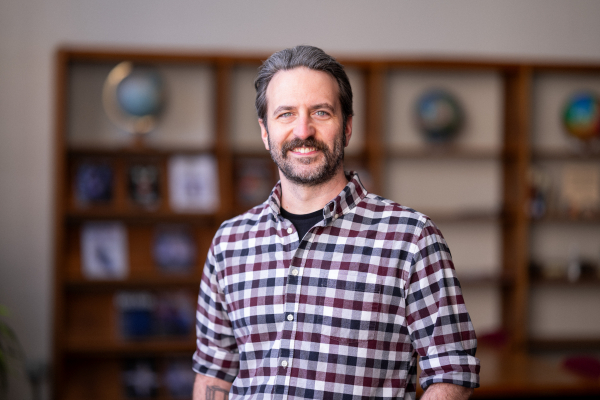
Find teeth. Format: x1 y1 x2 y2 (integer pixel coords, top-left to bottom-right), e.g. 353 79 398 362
294 147 316 154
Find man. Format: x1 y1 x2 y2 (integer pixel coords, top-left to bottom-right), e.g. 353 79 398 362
193 45 480 400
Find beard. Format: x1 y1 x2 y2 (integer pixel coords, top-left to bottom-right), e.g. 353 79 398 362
267 129 346 187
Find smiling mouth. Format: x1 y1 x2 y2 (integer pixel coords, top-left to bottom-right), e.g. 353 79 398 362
292 147 318 154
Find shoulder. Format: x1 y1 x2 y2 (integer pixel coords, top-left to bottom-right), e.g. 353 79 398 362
358 192 431 228
212 201 275 245
355 192 449 248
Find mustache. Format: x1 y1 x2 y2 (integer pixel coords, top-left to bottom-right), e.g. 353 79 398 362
281 137 328 155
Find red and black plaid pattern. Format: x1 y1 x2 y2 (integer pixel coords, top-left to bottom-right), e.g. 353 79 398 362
193 172 479 400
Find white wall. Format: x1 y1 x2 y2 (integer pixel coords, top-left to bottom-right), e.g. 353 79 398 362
1 1 600 398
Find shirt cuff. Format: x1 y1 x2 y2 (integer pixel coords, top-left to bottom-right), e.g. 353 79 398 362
419 349 480 390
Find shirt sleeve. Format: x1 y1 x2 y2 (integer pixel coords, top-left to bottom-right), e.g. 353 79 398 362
405 218 480 391
192 240 240 382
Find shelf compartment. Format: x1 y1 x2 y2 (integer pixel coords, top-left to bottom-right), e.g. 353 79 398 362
64 222 213 282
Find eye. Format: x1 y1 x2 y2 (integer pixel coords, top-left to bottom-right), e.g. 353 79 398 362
278 112 293 118
315 110 329 117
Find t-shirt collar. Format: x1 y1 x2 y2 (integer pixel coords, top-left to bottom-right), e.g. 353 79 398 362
267 171 368 222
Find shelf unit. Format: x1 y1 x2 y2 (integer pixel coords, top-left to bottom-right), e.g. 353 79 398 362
52 48 600 399
527 65 600 353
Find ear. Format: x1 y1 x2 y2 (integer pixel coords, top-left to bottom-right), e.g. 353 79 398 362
259 119 270 150
344 115 353 147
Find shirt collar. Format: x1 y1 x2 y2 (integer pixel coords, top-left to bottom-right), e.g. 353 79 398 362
267 171 368 222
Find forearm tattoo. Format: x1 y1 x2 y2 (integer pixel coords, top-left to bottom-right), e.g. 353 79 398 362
206 385 229 400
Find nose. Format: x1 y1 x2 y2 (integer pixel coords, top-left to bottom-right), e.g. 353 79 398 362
293 113 314 140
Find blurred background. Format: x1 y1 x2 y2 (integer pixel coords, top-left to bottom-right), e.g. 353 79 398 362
2 1 600 399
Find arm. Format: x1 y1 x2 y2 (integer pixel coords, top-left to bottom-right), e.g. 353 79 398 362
406 219 480 392
420 383 473 400
193 373 233 400
193 240 239 398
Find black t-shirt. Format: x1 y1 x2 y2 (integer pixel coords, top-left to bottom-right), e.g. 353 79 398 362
280 207 323 241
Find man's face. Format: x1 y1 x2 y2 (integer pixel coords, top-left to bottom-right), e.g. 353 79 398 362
259 67 352 187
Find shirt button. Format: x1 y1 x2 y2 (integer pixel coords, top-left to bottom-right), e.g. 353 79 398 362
291 269 299 276
287 314 294 321
281 360 288 367
287 227 293 234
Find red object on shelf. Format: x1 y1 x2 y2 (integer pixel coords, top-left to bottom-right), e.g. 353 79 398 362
478 329 509 349
562 356 600 380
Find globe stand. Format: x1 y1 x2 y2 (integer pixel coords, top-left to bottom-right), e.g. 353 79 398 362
102 61 165 148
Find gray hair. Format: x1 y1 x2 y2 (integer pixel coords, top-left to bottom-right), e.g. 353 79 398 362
255 45 353 129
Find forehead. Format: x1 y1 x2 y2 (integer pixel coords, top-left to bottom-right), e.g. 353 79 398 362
265 67 339 112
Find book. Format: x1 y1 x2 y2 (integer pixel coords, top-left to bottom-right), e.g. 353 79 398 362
122 358 159 399
235 157 275 207
114 290 194 339
155 290 195 337
163 357 195 399
128 163 160 209
81 222 128 279
114 291 157 339
168 154 219 213
153 224 196 274
75 161 113 205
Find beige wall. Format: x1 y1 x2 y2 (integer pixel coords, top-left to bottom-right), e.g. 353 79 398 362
2 1 600 398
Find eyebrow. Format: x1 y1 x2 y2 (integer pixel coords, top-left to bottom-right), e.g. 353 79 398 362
271 103 336 117
312 103 336 113
272 105 295 116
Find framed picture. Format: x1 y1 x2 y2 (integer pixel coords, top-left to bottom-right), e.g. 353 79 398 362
128 163 160 209
168 154 219 213
81 222 128 279
235 157 276 208
152 224 196 274
75 161 114 205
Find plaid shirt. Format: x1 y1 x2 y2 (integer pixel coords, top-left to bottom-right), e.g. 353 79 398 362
193 172 480 400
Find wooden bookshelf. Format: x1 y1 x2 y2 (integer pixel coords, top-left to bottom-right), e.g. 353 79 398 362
52 48 600 399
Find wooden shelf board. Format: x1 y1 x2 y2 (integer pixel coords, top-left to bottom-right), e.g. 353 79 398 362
65 276 202 291
65 210 218 224
529 338 600 352
67 146 216 157
471 346 600 397
531 213 600 223
423 210 502 223
532 149 600 161
530 276 600 286
386 147 503 160
64 338 195 356
460 273 514 286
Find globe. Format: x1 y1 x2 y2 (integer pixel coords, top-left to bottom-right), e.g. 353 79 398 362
415 89 464 143
116 70 164 117
562 92 600 141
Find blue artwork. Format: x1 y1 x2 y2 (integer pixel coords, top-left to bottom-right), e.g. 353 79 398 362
415 89 464 143
562 91 600 141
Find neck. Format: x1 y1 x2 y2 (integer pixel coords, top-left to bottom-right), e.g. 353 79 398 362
279 168 348 214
